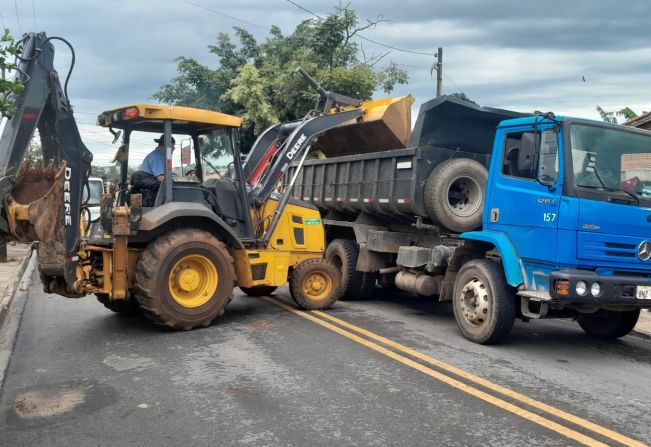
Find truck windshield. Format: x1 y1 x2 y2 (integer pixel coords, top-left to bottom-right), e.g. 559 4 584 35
570 123 651 203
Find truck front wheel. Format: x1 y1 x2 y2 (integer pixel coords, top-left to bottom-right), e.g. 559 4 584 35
577 309 640 339
452 259 516 344
134 229 235 330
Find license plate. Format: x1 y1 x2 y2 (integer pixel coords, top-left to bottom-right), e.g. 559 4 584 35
635 286 651 300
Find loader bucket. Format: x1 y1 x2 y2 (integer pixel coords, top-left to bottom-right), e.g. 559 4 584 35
312 95 415 156
4 160 66 243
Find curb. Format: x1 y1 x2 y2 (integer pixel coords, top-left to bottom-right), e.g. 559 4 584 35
0 247 33 331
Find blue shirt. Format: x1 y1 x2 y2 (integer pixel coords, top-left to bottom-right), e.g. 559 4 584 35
141 147 165 177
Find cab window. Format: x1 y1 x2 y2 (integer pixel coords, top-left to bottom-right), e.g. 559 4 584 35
502 131 538 180
198 128 235 181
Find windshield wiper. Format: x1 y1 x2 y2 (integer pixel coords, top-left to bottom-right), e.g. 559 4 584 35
577 183 640 204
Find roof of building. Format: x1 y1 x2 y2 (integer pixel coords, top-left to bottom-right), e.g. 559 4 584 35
624 110 651 127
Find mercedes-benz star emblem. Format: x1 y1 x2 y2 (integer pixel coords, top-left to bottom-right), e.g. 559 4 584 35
638 241 651 261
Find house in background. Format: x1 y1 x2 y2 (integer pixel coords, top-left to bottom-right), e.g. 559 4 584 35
624 111 651 130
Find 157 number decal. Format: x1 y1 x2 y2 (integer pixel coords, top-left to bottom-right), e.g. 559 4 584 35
543 213 557 222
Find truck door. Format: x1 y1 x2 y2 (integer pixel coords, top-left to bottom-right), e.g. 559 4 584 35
486 127 562 267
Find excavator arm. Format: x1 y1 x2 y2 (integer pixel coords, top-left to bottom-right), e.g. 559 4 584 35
0 32 93 289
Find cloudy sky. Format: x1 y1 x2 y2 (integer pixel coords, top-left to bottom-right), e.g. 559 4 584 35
2 0 650 165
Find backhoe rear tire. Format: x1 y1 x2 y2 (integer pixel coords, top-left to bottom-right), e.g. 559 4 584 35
239 286 277 297
95 293 141 315
325 239 376 300
289 258 342 310
134 228 235 330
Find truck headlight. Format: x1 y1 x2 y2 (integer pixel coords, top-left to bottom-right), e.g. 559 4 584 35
576 281 588 296
590 282 601 296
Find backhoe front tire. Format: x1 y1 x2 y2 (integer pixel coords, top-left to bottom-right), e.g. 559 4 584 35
289 258 342 310
134 229 235 330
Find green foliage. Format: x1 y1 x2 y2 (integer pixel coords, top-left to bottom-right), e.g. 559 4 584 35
91 164 120 180
0 29 25 117
153 6 408 145
223 64 278 132
596 105 637 124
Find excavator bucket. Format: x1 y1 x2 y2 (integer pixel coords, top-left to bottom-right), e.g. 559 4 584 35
311 95 415 156
4 159 66 243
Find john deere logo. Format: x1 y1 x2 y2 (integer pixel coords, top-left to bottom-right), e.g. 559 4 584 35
638 241 651 261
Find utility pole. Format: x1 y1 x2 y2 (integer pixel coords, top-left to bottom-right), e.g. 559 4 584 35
430 47 443 97
436 47 443 97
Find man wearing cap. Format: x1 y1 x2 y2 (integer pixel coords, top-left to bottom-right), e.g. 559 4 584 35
141 134 175 182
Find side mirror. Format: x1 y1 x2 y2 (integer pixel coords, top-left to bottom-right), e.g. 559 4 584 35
537 129 559 188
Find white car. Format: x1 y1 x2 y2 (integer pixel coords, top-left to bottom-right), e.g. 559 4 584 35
82 177 105 221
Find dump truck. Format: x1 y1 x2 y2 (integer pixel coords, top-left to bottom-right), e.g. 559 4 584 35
0 33 411 329
289 89 651 344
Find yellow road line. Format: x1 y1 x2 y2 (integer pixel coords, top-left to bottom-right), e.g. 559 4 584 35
261 296 610 447
312 310 646 447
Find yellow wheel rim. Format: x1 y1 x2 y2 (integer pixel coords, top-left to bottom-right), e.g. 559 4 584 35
302 271 333 303
168 254 218 308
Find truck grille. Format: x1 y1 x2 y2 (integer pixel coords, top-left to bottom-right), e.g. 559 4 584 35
578 233 640 263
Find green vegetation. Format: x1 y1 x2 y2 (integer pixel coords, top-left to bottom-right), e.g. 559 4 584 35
596 105 637 124
153 6 408 145
0 29 24 117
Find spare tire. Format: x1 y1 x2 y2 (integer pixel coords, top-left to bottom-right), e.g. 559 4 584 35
424 158 488 232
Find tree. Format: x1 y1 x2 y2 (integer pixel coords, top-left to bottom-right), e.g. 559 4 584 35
0 29 24 117
596 105 637 124
153 5 408 147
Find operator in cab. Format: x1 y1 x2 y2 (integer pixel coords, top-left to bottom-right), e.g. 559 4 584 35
141 135 175 182
130 135 175 206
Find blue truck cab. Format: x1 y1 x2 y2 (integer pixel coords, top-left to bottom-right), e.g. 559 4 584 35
462 114 651 341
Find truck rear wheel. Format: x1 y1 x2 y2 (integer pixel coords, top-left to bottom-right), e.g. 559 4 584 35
289 258 342 310
577 309 640 339
452 259 516 344
134 229 235 330
424 158 487 232
95 293 140 315
239 286 277 297
325 239 376 299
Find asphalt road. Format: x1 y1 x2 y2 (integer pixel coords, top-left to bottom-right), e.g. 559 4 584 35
1 269 651 447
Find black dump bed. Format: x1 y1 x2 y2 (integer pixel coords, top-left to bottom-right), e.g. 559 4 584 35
287 95 527 222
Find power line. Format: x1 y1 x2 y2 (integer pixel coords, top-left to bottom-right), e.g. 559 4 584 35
357 35 435 57
284 0 435 56
179 0 268 31
32 0 37 30
14 0 22 34
443 72 463 94
286 0 322 19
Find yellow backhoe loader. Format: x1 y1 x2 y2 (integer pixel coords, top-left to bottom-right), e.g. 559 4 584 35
0 33 412 329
